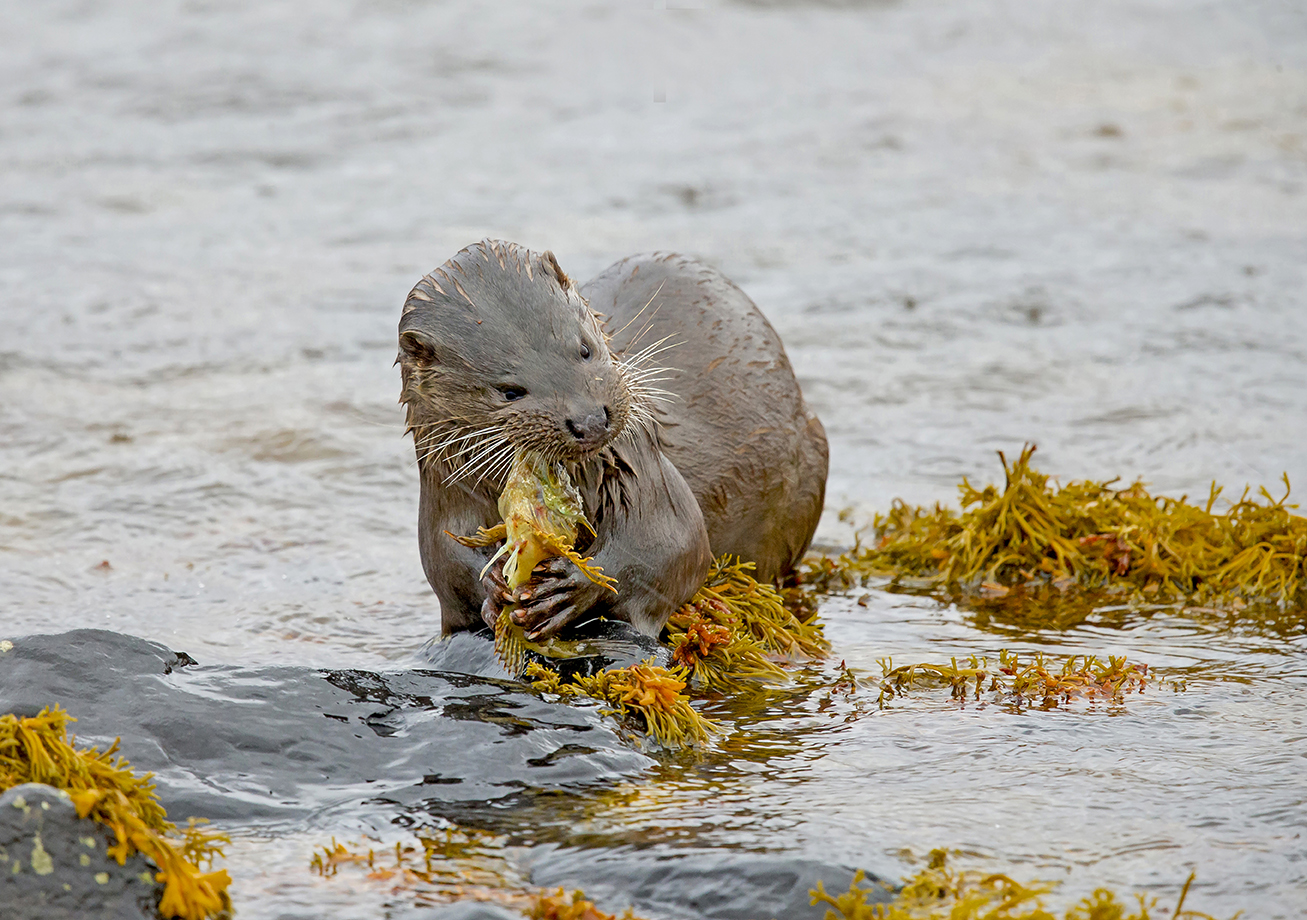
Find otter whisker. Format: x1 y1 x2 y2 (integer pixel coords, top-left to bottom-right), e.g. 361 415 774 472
607 279 667 339
626 368 676 382
619 306 670 355
420 423 504 476
415 423 501 448
617 395 662 446
483 445 517 485
420 422 502 454
619 334 681 370
451 435 514 487
627 385 674 400
454 436 506 475
421 425 505 460
624 364 676 384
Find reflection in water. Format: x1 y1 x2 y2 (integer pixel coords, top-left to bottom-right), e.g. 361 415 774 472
1 0 1305 917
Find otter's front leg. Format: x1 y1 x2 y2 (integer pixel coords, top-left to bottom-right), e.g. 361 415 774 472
510 443 713 640
417 472 502 635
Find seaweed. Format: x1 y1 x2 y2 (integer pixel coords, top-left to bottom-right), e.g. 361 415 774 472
451 451 616 596
667 613 786 692
810 850 1230 920
310 831 650 918
664 563 793 693
0 707 230 920
800 445 1307 619
495 609 531 676
310 827 531 907
873 650 1166 710
515 559 835 747
676 557 829 659
526 661 719 750
528 887 646 920
455 452 830 748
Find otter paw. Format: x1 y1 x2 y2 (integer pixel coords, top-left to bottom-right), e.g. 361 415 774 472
480 597 500 630
483 554 512 603
511 558 606 641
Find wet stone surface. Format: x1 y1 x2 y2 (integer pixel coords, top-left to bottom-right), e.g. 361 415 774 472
0 631 653 825
528 847 875 920
0 783 163 920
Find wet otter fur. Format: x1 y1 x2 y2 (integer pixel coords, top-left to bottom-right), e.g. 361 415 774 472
399 240 827 640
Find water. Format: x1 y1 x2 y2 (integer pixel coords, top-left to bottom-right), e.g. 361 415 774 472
2 0 1305 916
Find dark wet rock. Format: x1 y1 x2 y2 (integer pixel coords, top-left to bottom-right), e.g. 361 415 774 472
392 901 525 920
418 631 518 680
530 846 885 920
535 618 673 681
0 630 653 824
418 619 670 682
0 783 163 920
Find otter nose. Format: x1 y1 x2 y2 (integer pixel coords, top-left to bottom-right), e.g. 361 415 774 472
565 408 610 445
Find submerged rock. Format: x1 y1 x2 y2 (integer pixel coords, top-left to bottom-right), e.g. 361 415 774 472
0 783 163 920
0 630 653 825
530 846 882 920
394 902 524 920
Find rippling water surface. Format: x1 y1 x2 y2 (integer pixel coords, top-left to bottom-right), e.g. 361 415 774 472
2 1 1305 917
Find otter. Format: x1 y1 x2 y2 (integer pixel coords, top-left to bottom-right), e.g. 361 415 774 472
399 241 828 641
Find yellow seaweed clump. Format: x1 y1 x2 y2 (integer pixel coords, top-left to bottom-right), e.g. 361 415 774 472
0 707 230 920
311 827 531 906
805 445 1307 614
452 450 617 672
455 456 833 745
663 557 827 692
690 557 829 657
514 558 830 747
667 598 783 694
528 887 646 920
309 832 652 919
810 851 1226 920
874 650 1157 710
526 661 718 750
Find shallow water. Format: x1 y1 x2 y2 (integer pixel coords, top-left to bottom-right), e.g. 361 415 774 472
2 0 1306 917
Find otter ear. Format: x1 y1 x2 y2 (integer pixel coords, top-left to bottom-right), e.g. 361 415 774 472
540 250 572 291
399 329 438 366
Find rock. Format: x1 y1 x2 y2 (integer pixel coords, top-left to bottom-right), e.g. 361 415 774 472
530 846 887 920
0 783 163 920
392 900 525 920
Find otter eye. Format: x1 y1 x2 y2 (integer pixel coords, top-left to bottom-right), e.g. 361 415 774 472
498 385 528 402
580 341 592 361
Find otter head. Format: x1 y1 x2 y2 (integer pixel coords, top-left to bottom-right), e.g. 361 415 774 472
399 240 651 487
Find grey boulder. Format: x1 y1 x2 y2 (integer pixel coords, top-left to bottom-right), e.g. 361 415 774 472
0 782 163 920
